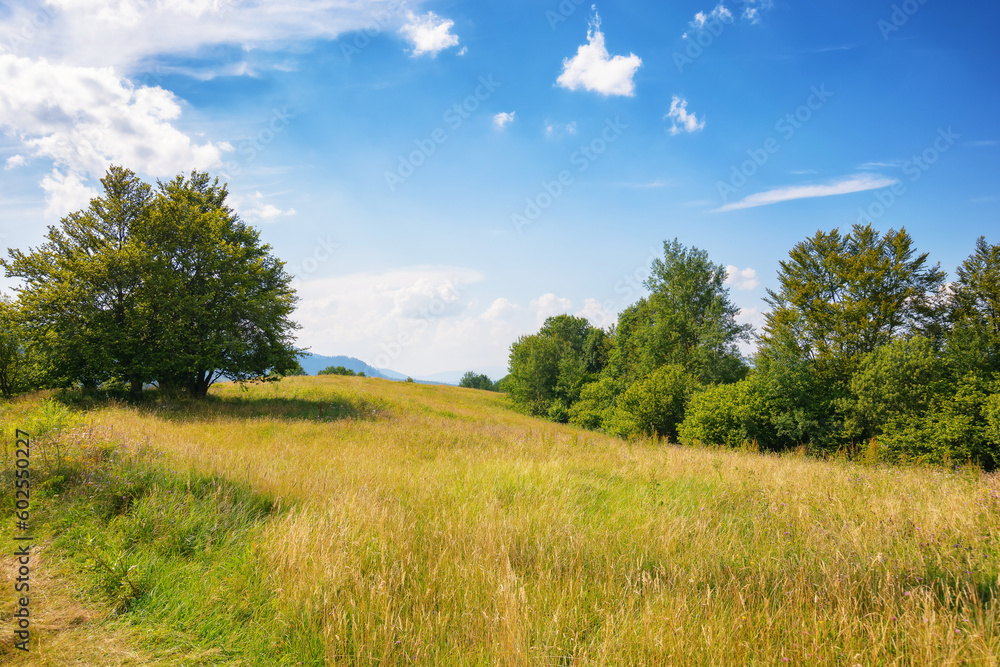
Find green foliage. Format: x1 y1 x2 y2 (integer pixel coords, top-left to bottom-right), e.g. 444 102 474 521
0 295 32 397
405 376 415 383
877 373 996 468
2 166 301 399
568 375 618 430
679 373 778 449
761 224 945 387
606 365 699 440
948 236 1000 377
507 314 608 416
607 240 751 386
319 365 357 376
459 371 497 391
844 336 947 442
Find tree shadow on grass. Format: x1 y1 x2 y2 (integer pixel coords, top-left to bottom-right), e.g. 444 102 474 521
54 388 389 424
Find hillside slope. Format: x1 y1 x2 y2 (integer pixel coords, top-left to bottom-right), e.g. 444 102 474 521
2 377 999 665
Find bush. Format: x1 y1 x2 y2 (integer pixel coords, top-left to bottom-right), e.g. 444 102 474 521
679 373 778 449
568 376 618 430
606 365 698 440
878 373 997 468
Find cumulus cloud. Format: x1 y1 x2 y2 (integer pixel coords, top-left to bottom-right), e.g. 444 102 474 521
665 96 706 135
0 54 226 214
741 0 774 24
482 297 518 321
291 266 523 375
4 155 27 170
576 298 616 329
556 13 642 97
39 169 99 218
492 112 516 130
714 174 898 213
530 293 573 326
724 265 760 291
400 10 460 57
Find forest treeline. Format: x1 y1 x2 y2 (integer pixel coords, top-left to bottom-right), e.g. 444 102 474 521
505 227 1000 469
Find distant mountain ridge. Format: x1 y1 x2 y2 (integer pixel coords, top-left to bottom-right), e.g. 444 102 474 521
297 353 506 387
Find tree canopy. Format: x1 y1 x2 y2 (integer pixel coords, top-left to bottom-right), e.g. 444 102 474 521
1 166 301 398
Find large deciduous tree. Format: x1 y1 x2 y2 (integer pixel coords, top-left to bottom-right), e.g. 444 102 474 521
607 239 751 385
2 166 300 398
137 172 300 397
2 166 153 396
760 224 945 385
507 314 608 419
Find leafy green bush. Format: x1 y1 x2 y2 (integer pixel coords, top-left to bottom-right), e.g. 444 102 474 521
606 365 698 440
878 373 997 468
678 373 778 449
568 376 618 430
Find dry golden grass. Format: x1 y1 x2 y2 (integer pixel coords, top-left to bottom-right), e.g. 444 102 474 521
7 375 1000 665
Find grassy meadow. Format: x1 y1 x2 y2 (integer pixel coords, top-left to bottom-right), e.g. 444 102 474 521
1 375 999 665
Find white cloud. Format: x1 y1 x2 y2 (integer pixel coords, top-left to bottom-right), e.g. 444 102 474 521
741 0 773 24
665 96 706 135
530 293 573 326
400 10 460 57
492 112 516 130
971 140 997 147
0 0 437 70
724 265 760 291
556 13 642 97
39 169 98 218
690 4 733 30
715 174 898 213
235 191 295 222
858 160 902 170
482 297 518 321
4 155 27 170
576 298 616 329
0 54 226 214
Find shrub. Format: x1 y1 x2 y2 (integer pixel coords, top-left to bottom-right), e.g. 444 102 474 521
679 373 779 449
568 376 618 430
606 365 698 440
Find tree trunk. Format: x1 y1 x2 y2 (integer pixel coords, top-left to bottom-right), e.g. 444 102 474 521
129 374 143 400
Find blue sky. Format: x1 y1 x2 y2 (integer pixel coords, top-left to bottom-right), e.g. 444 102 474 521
1 0 997 378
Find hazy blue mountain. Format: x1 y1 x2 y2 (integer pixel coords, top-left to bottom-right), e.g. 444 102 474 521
299 353 392 378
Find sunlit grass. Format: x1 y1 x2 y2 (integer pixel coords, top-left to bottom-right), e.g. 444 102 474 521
2 376 999 665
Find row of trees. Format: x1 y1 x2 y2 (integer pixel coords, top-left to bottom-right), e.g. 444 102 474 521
0 167 301 399
506 227 1000 469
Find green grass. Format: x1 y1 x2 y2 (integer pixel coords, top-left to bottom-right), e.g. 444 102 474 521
1 378 999 665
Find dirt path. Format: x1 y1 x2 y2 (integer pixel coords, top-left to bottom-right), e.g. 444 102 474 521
0 544 155 666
